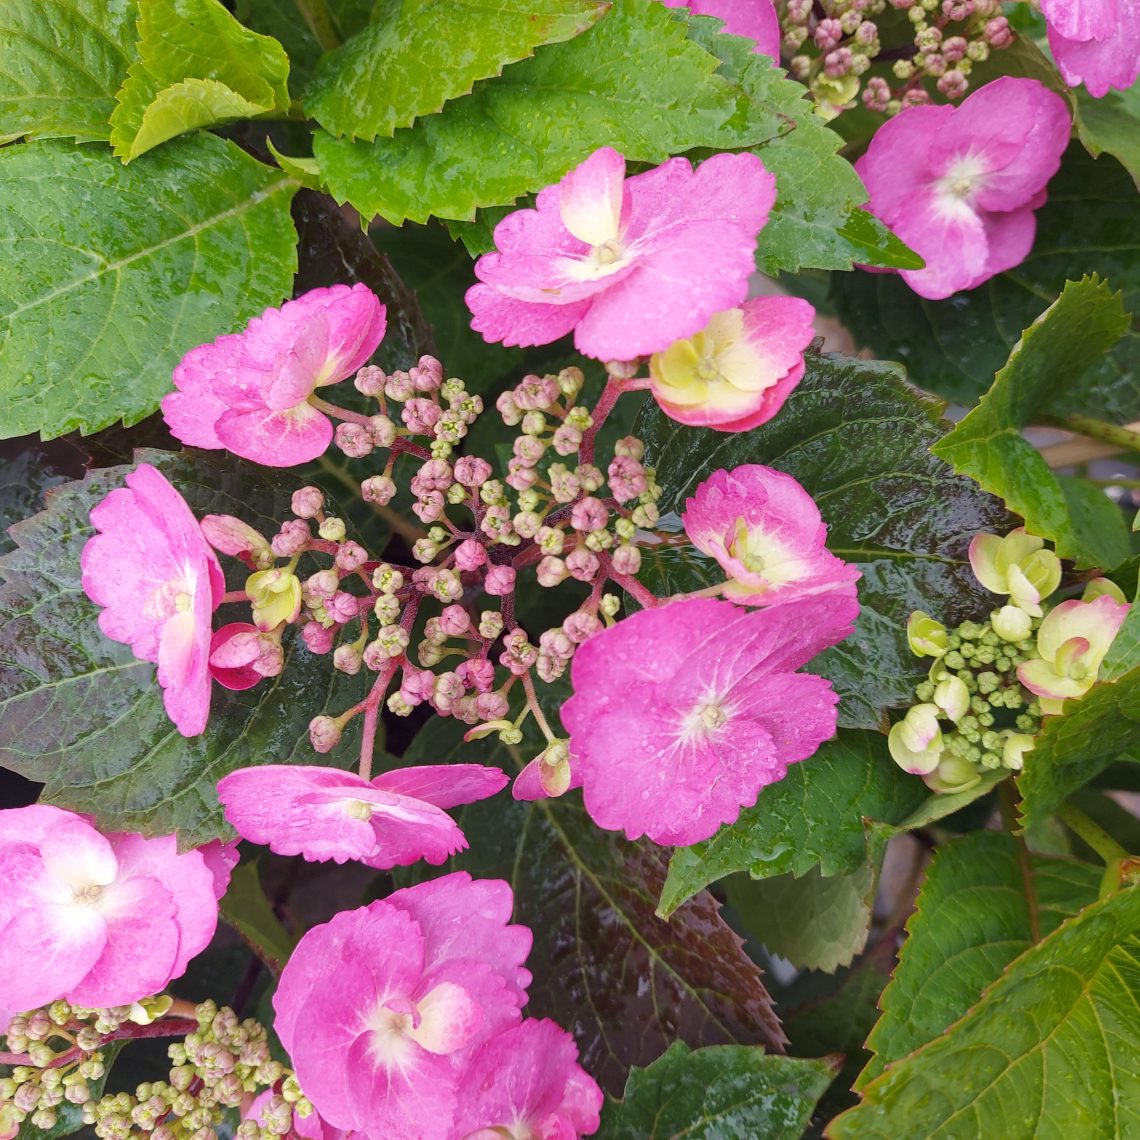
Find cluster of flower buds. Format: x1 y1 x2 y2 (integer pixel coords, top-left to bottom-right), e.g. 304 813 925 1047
781 0 1014 117
0 999 309 1140
890 529 1131 792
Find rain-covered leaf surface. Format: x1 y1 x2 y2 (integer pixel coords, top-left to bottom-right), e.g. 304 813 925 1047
599 1043 839 1139
638 351 1012 729
0 450 366 846
0 135 298 440
831 884 1140 1138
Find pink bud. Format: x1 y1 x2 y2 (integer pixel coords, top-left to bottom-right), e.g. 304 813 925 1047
539 628 574 659
335 541 367 572
271 518 310 558
454 456 492 487
484 566 516 596
399 665 436 705
499 628 538 675
513 436 545 466
326 591 362 624
199 514 272 565
563 609 602 643
536 556 568 588
412 490 445 523
937 69 968 97
506 460 539 492
608 455 647 502
459 657 496 692
410 355 444 392
453 538 487 572
551 424 582 455
335 422 374 458
309 714 342 753
611 544 642 575
565 545 601 583
354 364 386 396
304 569 340 601
402 397 442 434
984 15 1012 45
571 496 609 533
361 475 397 505
369 415 397 448
438 604 470 637
514 374 559 409
333 644 363 675
301 621 335 654
291 486 325 518
476 691 509 719
814 17 842 48
411 459 453 493
385 370 415 401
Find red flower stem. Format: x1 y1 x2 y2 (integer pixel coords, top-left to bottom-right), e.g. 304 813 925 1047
1 1017 200 1072
357 595 421 780
608 568 660 609
521 671 557 742
578 378 624 467
307 395 373 428
219 590 249 605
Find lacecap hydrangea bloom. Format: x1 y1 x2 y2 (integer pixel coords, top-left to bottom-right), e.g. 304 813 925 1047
81 463 224 736
660 0 781 57
162 284 387 466
682 464 860 603
0 805 234 1015
857 77 1071 300
1041 0 1140 96
561 594 857 845
466 147 776 361
217 764 508 869
274 873 533 1140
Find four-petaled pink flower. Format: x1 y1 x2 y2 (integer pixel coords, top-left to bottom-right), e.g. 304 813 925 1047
162 284 387 467
562 595 856 845
660 0 781 57
217 764 508 869
683 465 860 604
1041 0 1140 97
81 463 224 736
856 77 1071 300
466 148 776 362
274 873 532 1140
451 1019 602 1139
648 298 815 431
0 805 234 1013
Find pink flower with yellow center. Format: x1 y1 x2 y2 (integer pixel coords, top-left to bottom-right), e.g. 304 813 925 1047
682 465 860 604
81 463 225 736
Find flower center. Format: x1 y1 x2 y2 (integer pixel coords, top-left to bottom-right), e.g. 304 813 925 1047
593 238 624 266
936 152 989 204
345 799 374 822
72 883 105 905
681 693 730 741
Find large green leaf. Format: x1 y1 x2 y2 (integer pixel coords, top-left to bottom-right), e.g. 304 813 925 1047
0 450 366 846
109 0 291 161
306 0 609 140
830 884 1140 1137
0 0 138 143
0 441 70 558
1016 668 1140 830
931 276 1131 571
1102 595 1140 683
598 1043 839 1139
637 351 1012 729
315 0 793 224
830 144 1140 419
658 731 927 918
1076 84 1140 183
402 705 786 1095
858 831 1100 1087
0 135 298 440
220 859 297 975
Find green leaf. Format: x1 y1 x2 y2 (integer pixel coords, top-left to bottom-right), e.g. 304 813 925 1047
0 450 367 846
314 0 786 224
831 143 1140 419
306 0 610 140
831 883 1140 1138
109 0 291 161
858 831 1100 1087
637 351 1012 729
0 134 298 440
599 1043 839 1139
727 861 879 973
0 0 138 143
1102 598 1140 683
658 731 927 918
220 860 297 975
1016 668 1140 830
0 442 70 558
402 701 786 1094
1076 84 1140 183
931 277 1131 571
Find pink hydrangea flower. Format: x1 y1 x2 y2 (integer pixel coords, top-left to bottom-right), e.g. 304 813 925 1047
81 463 224 737
452 1019 602 1139
648 298 815 431
856 77 1071 300
208 623 284 691
660 0 781 57
217 764 508 869
162 284 387 467
682 465 860 603
562 595 856 845
274 873 532 1140
1042 0 1140 96
466 148 776 361
0 805 233 1012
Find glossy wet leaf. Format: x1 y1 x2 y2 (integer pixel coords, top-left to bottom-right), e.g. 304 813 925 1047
932 276 1131 571
109 0 291 160
0 450 367 846
0 442 70 558
220 859 297 975
658 731 927 918
1016 667 1140 831
314 0 788 224
234 0 371 87
1076 85 1140 183
306 0 610 140
831 144 1140 419
0 135 298 440
402 705 786 1095
599 1043 839 1139
637 351 1012 729
858 831 1100 1087
831 884 1140 1138
1102 596 1140 682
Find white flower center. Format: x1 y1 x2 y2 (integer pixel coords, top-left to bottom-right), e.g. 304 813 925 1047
681 693 731 741
935 152 989 204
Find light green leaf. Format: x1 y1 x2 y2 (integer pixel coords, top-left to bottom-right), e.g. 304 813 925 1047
1076 84 1140 183
599 1043 839 1139
0 134 298 440
110 0 291 161
831 884 1140 1138
0 450 367 847
220 860 297 975
306 0 610 140
1102 596 1140 682
858 831 1099 1087
932 276 1131 570
0 0 138 143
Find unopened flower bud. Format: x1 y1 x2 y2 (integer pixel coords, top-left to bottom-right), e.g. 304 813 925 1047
611 544 642 575
354 364 386 396
318 516 347 542
309 715 342 752
301 621 335 653
200 515 274 569
335 422 373 457
333 644 362 675
485 566 516 596
361 475 397 505
907 611 948 657
479 610 505 640
992 604 1032 642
